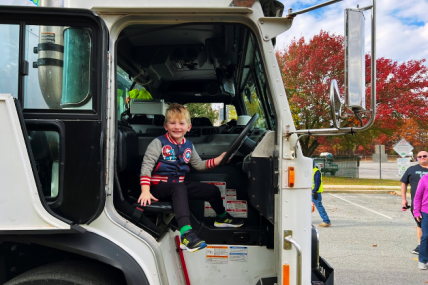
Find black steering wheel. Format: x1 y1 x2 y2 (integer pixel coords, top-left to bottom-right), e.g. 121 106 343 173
218 113 259 166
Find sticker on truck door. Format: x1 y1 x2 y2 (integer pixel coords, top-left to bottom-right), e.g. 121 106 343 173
206 246 228 264
229 246 248 262
226 200 248 218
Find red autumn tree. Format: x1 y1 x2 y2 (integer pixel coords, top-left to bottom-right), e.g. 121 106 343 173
365 56 428 153
276 31 344 156
277 30 428 156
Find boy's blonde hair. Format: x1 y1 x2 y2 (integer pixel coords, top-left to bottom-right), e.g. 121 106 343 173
165 103 191 125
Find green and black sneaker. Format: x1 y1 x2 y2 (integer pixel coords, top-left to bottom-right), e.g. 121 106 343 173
214 212 244 228
180 230 207 253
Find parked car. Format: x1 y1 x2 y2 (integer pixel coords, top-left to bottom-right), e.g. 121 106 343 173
314 155 339 176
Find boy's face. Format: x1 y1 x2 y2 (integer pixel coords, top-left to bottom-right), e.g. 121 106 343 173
164 116 191 142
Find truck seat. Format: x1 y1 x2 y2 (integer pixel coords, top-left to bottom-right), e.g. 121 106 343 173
115 123 174 238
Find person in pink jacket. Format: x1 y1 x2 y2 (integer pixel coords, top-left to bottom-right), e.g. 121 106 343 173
413 173 428 269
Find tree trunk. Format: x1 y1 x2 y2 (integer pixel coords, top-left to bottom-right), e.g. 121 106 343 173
300 137 320 157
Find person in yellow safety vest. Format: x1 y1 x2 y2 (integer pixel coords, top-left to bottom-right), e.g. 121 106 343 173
313 160 331 227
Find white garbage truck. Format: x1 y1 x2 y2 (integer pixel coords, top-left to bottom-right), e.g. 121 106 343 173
0 0 376 284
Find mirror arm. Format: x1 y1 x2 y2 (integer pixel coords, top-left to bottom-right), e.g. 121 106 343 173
287 0 344 17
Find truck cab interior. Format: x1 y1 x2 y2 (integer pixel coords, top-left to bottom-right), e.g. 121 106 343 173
113 23 278 248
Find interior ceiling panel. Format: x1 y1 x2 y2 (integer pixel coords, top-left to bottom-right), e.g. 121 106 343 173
125 25 217 47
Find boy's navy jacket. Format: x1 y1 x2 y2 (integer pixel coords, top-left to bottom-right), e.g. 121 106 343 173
140 133 216 185
154 134 193 177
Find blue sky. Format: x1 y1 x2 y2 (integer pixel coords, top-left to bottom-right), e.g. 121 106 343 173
2 0 427 64
276 0 428 64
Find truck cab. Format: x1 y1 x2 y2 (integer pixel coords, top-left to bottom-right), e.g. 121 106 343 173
0 0 375 284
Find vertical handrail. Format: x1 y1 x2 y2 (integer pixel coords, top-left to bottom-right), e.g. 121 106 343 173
284 236 302 285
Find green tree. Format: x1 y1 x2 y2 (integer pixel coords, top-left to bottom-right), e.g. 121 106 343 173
227 105 238 121
186 103 219 125
242 90 267 128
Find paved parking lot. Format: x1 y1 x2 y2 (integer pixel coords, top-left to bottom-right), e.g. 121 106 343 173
359 161 418 181
313 193 428 285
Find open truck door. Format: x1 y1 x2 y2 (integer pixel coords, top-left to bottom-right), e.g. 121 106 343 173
0 6 108 230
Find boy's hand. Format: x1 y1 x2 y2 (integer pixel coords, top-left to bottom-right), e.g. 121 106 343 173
138 186 158 206
214 152 227 166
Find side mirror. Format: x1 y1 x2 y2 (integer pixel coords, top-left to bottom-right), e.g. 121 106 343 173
285 1 376 139
345 9 366 111
330 79 343 128
61 28 92 108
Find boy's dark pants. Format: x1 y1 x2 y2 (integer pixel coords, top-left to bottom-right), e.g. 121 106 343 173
150 181 225 229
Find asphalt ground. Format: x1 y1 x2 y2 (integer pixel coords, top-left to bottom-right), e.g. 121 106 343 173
313 193 427 285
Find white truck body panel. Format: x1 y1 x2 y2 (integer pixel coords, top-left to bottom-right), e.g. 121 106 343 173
83 211 183 285
182 244 275 285
0 93 69 230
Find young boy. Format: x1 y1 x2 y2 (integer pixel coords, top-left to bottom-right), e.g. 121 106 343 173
138 103 244 252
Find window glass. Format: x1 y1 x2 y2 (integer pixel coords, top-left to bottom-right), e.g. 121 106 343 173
238 34 275 130
0 24 19 98
24 25 93 110
186 103 221 126
117 66 132 117
116 66 151 121
241 71 268 129
253 39 275 129
225 104 237 123
28 130 60 198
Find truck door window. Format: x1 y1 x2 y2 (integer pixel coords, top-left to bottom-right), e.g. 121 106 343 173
0 24 20 98
24 25 93 110
253 37 275 129
28 130 60 199
241 72 268 129
239 33 275 130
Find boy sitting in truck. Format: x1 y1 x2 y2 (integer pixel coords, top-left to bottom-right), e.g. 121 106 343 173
138 103 244 252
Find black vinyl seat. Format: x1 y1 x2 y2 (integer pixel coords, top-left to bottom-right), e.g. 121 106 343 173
115 123 174 238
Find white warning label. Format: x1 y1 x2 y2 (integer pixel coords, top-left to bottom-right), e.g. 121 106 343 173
204 201 216 217
226 200 247 218
206 246 228 264
229 246 248 262
226 189 237 201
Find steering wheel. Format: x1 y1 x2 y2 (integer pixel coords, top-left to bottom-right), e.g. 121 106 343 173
218 113 259 166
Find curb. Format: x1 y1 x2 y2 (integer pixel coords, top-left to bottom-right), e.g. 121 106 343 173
323 188 410 197
324 185 400 189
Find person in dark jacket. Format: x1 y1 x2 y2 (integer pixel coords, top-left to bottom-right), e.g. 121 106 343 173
401 151 428 255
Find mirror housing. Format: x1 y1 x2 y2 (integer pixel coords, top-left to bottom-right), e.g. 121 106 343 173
330 79 343 129
345 9 366 111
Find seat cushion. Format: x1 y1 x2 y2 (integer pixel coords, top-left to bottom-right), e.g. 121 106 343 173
132 201 174 214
